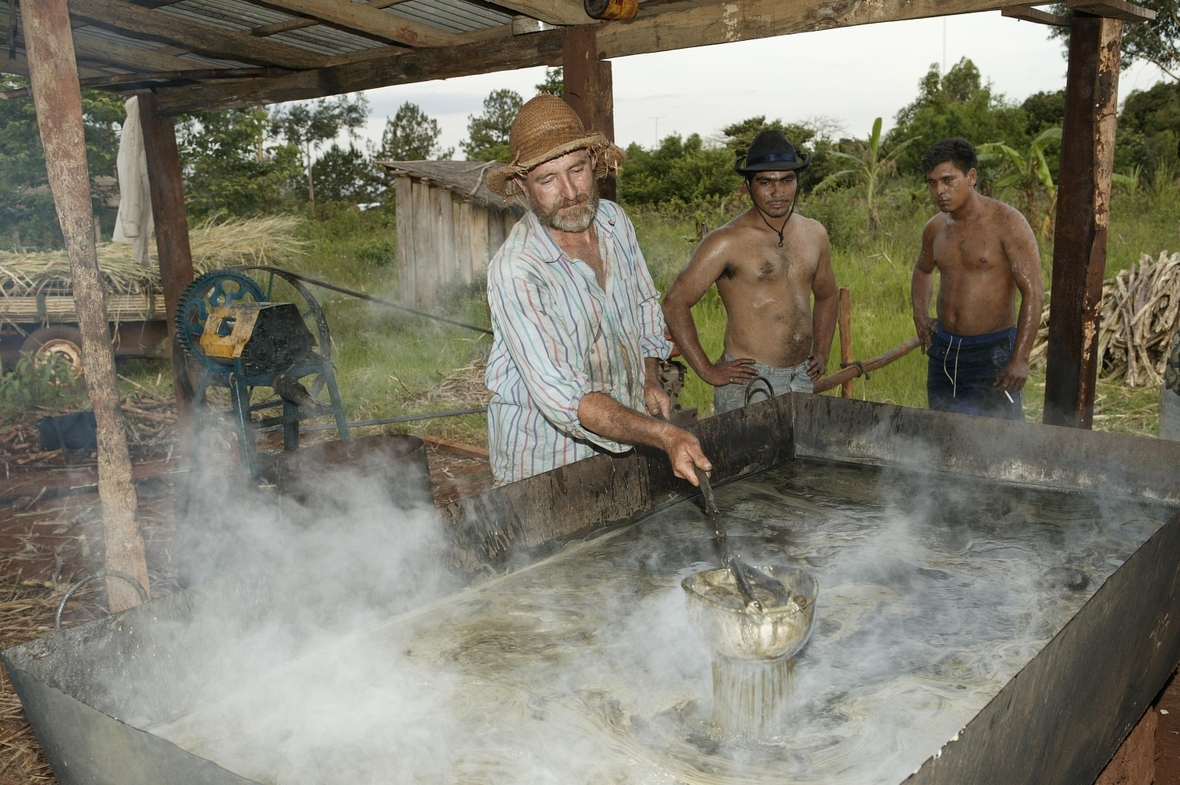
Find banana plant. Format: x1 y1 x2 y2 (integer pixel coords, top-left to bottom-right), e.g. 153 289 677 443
978 127 1062 237
815 117 917 232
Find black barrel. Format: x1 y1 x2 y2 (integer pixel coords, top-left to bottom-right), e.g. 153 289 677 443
271 433 433 511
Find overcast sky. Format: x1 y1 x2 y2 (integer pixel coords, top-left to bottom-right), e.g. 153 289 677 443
343 10 1170 156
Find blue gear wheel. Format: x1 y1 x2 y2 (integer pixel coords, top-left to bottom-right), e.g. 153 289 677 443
175 270 267 373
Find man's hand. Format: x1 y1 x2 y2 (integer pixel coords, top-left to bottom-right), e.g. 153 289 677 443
996 356 1030 392
698 357 759 388
660 427 712 486
806 353 827 378
643 377 672 419
914 313 937 353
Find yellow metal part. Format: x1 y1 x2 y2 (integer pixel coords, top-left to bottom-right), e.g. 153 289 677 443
199 304 263 359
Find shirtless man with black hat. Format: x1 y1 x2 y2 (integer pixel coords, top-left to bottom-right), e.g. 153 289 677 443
664 129 838 414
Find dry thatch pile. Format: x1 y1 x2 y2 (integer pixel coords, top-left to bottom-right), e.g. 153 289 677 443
0 215 306 296
1031 250 1180 386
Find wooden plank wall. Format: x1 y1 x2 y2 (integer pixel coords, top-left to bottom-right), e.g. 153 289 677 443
395 178 515 307
395 177 415 306
456 202 473 287
469 205 490 282
411 180 433 307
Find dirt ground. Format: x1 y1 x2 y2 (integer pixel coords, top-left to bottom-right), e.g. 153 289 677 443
0 402 1176 784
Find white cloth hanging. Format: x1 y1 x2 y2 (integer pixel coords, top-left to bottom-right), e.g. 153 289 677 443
112 95 154 267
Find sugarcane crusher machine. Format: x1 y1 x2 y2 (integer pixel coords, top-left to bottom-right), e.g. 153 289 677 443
176 267 350 478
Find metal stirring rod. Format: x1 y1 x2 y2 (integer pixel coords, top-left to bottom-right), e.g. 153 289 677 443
695 467 765 611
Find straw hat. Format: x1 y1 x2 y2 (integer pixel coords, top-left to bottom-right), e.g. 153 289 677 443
734 129 810 176
486 95 625 198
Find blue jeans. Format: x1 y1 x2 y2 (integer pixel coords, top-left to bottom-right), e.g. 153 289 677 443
713 357 813 414
927 325 1023 420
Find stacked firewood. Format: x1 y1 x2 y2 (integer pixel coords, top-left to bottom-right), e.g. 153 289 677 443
1031 251 1180 387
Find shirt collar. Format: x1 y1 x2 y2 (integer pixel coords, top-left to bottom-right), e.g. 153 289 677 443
525 201 617 264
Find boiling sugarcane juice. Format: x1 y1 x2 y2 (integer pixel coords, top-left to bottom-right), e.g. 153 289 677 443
146 460 1176 784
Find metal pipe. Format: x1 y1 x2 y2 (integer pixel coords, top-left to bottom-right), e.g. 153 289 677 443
260 406 488 434
250 268 494 336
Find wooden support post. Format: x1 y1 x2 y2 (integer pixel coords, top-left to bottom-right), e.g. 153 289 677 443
1044 13 1122 428
563 25 616 202
23 0 148 611
138 92 195 445
838 287 853 398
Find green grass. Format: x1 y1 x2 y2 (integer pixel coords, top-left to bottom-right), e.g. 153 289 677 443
112 177 1180 448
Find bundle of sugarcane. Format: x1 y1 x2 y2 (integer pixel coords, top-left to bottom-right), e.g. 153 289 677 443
0 215 306 297
1029 251 1180 386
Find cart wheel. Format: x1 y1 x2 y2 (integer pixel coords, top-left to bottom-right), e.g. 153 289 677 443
21 326 84 373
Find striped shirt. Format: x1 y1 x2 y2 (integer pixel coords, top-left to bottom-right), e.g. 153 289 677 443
485 200 672 483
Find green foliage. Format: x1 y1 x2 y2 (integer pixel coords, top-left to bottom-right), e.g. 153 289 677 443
377 102 452 161
0 76 123 250
536 68 563 97
0 352 85 409
978 127 1063 236
1115 80 1180 177
1021 90 1065 136
311 144 384 204
178 108 304 219
1049 1 1180 80
461 89 523 162
269 94 370 209
815 117 917 231
886 59 1028 176
617 134 740 207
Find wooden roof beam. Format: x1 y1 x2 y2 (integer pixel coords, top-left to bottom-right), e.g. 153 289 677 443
1002 4 1070 25
487 0 593 26
251 0 461 47
594 0 1034 59
72 32 215 71
1 49 108 78
67 0 332 69
1067 0 1155 21
157 27 564 113
155 0 1038 114
247 0 417 39
2 17 204 73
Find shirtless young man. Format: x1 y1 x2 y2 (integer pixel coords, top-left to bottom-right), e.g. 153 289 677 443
911 138 1044 420
663 129 838 414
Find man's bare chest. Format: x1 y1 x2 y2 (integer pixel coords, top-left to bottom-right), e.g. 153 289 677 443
933 227 1007 273
723 243 814 287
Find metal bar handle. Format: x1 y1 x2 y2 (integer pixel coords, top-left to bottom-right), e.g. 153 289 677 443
54 569 149 631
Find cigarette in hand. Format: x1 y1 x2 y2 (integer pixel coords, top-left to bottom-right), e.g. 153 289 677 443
1003 390 1014 403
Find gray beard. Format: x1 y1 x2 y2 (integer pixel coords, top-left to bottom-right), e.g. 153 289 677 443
534 191 599 233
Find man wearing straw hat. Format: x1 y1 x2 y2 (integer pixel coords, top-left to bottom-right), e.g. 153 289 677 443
484 95 711 486
663 129 838 414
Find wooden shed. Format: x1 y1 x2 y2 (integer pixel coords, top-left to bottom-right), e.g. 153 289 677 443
379 161 525 309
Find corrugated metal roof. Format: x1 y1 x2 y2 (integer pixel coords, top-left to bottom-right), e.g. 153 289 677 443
156 0 282 33
143 0 508 59
71 24 252 69
267 25 384 57
387 0 512 34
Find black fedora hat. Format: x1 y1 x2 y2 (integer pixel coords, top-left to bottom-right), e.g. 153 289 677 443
734 129 810 175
